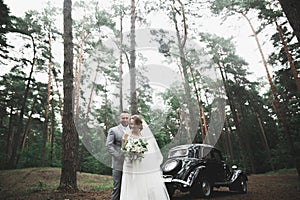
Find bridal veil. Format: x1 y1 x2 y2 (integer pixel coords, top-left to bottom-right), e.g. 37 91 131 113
120 119 170 200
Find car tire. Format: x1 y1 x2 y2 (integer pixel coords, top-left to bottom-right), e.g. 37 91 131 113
191 178 212 198
238 177 247 193
230 176 247 194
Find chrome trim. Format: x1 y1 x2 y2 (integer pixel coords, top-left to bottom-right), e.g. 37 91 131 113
172 179 190 186
162 177 191 187
162 175 173 183
231 169 242 182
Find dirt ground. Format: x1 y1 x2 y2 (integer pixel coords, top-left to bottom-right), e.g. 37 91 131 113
0 168 299 200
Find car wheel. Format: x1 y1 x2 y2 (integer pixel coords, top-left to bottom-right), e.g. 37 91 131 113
238 178 247 193
191 178 212 198
230 177 247 194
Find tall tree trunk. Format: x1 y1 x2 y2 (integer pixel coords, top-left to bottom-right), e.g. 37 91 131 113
6 104 14 165
119 10 124 113
40 32 53 167
201 107 209 144
16 99 36 166
188 65 206 143
225 115 234 160
242 12 300 177
7 35 36 169
255 111 275 171
58 0 78 191
130 0 138 114
278 0 300 44
171 0 198 141
77 71 97 170
182 109 191 143
247 87 274 171
52 71 63 118
104 78 109 134
237 101 256 173
217 61 247 169
275 21 300 91
50 97 55 166
74 30 85 117
85 72 97 124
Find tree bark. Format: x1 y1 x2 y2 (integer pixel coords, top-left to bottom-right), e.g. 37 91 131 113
278 0 300 44
275 21 300 91
77 71 97 170
225 115 234 160
171 0 198 142
6 104 14 165
217 61 247 169
53 71 63 118
16 99 36 166
130 0 138 114
255 111 275 171
188 65 206 143
201 107 209 144
237 99 257 173
58 0 78 191
40 32 53 167
74 29 85 117
119 10 124 113
50 97 55 166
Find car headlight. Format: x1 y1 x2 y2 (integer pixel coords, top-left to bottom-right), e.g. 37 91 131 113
163 159 179 172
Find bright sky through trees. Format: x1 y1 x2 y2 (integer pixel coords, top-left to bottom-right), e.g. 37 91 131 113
4 0 275 83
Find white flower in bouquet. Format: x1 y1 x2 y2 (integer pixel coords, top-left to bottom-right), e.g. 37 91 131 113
121 138 148 161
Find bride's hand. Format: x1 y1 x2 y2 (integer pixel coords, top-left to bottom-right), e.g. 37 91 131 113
122 133 129 140
121 133 129 148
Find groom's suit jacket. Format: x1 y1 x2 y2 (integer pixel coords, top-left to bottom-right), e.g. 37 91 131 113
106 124 129 171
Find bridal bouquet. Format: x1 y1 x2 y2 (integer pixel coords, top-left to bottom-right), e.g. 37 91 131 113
121 138 148 161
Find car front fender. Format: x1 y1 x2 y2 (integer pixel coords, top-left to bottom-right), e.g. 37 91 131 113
230 169 248 183
163 165 206 187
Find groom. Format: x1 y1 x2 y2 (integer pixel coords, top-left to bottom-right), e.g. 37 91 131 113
106 111 130 200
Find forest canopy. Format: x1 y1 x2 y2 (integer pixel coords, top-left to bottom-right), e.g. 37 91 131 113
0 0 299 178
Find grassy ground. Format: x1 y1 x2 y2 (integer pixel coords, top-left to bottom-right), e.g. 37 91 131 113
0 167 299 200
0 167 113 199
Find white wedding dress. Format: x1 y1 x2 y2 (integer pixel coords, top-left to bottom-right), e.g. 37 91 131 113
120 125 170 200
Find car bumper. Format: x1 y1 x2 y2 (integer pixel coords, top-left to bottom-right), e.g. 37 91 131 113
163 175 191 187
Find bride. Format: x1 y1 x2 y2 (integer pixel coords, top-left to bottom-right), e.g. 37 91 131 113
120 115 170 200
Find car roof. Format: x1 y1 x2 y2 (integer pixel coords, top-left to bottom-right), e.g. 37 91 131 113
169 143 215 151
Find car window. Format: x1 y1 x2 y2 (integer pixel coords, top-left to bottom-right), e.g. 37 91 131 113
201 147 212 159
211 149 222 162
168 149 188 158
194 148 200 158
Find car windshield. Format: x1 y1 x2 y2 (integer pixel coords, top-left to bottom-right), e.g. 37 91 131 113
168 148 188 158
200 147 213 159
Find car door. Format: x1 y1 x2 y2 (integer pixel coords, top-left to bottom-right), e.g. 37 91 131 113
202 147 216 181
210 149 227 182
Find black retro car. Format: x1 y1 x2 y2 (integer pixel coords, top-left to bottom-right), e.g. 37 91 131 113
162 144 248 198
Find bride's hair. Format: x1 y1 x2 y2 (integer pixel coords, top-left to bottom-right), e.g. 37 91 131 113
130 115 143 130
